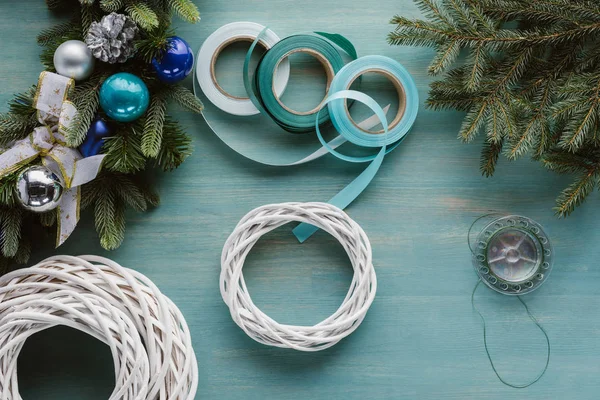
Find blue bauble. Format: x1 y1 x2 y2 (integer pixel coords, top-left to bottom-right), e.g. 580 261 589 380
152 36 194 84
99 73 150 122
79 118 110 157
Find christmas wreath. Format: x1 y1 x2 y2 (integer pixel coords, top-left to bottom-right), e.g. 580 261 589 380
0 0 203 268
389 0 600 216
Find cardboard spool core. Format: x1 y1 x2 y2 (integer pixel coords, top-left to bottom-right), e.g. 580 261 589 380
345 69 407 134
272 48 335 116
210 35 269 101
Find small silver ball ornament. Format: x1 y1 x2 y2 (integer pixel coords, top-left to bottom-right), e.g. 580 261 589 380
53 40 95 81
16 166 64 212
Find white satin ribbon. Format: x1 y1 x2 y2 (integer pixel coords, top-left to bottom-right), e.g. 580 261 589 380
0 72 105 246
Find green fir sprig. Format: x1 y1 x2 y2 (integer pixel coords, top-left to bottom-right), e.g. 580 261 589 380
0 0 203 266
389 0 600 216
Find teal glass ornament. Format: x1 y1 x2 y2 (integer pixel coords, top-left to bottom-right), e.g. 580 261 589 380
99 72 150 122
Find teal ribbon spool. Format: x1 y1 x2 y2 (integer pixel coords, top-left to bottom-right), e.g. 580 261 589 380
246 33 357 133
194 24 420 243
293 55 419 241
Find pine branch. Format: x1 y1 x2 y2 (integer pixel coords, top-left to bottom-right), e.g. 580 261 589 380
155 118 192 171
554 166 599 217
94 186 126 250
39 210 57 227
0 113 38 146
167 0 201 23
126 1 160 31
0 208 22 258
102 124 146 173
135 23 172 63
480 139 503 177
165 85 204 113
100 0 124 12
66 74 106 147
45 0 73 9
142 92 167 157
38 21 78 46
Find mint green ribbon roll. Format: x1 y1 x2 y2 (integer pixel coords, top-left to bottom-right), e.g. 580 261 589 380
245 33 358 133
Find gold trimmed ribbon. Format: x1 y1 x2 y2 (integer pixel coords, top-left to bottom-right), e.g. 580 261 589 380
0 72 106 246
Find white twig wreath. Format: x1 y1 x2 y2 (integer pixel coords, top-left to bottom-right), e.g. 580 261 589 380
0 255 198 399
220 202 377 351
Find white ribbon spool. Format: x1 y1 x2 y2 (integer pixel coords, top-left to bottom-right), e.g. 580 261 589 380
0 255 198 399
197 22 290 116
220 202 377 351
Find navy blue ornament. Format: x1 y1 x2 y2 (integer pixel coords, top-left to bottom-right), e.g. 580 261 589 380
152 36 194 84
79 118 110 157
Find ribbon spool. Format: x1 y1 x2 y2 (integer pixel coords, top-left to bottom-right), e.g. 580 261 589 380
197 22 290 116
293 56 418 241
194 23 419 242
471 214 554 295
249 34 346 133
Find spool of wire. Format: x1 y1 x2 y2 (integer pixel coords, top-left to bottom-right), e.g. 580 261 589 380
471 214 554 295
469 214 553 388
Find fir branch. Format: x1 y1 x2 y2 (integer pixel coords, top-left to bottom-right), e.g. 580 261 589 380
553 167 599 217
429 40 460 75
135 23 173 63
100 0 124 12
102 124 146 173
45 0 73 9
66 74 106 147
142 92 167 157
0 114 38 146
38 21 78 46
39 210 57 227
0 208 22 258
165 85 204 113
558 76 600 152
94 186 126 250
13 238 31 265
167 0 201 23
480 139 502 177
155 118 192 171
126 1 160 31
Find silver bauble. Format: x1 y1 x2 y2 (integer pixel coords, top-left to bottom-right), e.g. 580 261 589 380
53 40 95 81
16 166 64 213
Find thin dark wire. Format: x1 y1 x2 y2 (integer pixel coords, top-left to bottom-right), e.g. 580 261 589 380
467 212 502 256
471 280 551 388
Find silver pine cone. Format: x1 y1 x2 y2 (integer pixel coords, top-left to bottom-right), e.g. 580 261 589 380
86 12 138 64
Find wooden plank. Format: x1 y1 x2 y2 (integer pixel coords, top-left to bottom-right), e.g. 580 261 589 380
1 0 598 399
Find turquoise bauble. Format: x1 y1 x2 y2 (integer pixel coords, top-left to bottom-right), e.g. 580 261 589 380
99 73 150 122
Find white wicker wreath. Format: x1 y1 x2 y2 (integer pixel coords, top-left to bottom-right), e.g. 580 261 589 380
220 202 377 351
0 255 197 400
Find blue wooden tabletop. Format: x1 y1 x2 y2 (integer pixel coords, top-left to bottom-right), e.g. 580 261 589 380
1 1 600 399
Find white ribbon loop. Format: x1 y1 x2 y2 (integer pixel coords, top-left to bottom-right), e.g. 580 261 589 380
0 72 106 246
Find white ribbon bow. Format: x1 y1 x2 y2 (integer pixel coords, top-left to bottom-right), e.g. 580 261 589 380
0 72 106 246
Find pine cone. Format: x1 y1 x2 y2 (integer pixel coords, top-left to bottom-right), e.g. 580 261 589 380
86 13 138 64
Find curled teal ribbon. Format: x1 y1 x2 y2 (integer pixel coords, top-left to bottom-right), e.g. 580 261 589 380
293 55 419 241
245 33 357 133
194 25 420 243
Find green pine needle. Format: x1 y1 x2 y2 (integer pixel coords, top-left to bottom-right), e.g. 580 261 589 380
100 0 124 12
126 2 160 31
155 118 192 171
166 85 204 113
142 93 167 158
0 208 22 258
168 0 200 23
391 0 600 215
